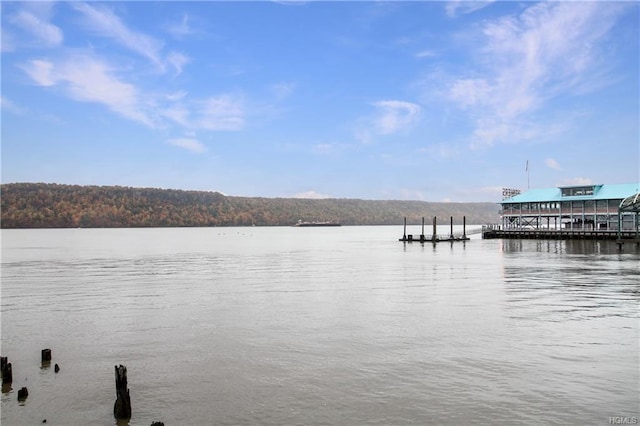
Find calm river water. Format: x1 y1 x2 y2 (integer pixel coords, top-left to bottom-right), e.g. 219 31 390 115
1 226 638 425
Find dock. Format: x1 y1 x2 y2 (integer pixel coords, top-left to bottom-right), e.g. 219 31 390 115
482 225 640 249
399 216 472 243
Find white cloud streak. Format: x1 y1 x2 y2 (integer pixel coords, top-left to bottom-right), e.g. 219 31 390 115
71 2 189 74
438 2 628 148
372 100 422 135
195 96 245 131
292 191 332 199
167 138 207 153
11 9 63 47
1 97 27 115
21 55 154 127
72 3 164 66
545 158 562 170
20 54 246 131
445 1 496 18
166 14 194 39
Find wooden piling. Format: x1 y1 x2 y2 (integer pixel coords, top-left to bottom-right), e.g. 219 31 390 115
17 387 28 401
403 217 407 240
41 349 52 363
463 216 466 239
432 216 437 241
450 216 454 239
0 357 7 377
2 362 12 385
54 364 60 373
114 365 132 419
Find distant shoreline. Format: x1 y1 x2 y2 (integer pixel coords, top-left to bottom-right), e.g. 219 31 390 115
1 183 500 229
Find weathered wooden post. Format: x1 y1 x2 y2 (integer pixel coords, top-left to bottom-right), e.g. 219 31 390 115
421 217 425 241
0 357 7 377
403 217 407 241
41 349 52 363
54 364 60 373
450 216 454 239
463 216 467 239
17 387 28 401
432 216 437 241
41 349 52 369
2 361 12 385
114 365 131 419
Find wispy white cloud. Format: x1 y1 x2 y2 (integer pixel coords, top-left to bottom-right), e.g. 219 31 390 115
415 49 437 59
194 95 245 131
167 137 207 153
433 2 628 148
10 9 63 47
545 158 562 170
166 91 188 102
72 3 162 64
445 1 496 18
20 51 246 132
1 96 27 115
371 100 422 135
20 55 154 126
292 190 331 199
72 2 186 74
166 51 190 76
161 95 246 131
166 13 195 39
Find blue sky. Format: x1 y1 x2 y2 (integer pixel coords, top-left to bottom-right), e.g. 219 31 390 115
2 1 638 202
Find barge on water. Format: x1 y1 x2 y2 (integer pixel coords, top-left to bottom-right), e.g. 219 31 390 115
294 220 341 227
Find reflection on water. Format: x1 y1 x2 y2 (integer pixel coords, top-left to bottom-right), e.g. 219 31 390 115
501 238 640 255
501 239 639 321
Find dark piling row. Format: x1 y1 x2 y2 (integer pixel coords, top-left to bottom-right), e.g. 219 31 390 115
3 353 164 423
2 349 56 401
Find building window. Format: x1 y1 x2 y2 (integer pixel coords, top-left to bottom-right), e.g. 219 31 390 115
561 186 595 197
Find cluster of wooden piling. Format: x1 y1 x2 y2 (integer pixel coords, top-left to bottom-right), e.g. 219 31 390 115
1 348 59 404
2 352 162 425
3 349 126 417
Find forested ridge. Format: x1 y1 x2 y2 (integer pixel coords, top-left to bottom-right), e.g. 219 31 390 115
1 183 499 228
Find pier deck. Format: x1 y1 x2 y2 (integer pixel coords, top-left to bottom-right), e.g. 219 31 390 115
482 227 639 241
399 234 470 243
399 216 475 243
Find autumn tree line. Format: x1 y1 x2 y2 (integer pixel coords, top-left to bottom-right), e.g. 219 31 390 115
0 183 500 228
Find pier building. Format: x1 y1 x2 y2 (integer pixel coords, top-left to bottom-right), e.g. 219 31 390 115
483 183 640 244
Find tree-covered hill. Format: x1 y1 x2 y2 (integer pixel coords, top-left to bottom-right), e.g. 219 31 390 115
1 183 500 228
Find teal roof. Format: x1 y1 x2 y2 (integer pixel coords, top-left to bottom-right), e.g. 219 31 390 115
502 183 640 204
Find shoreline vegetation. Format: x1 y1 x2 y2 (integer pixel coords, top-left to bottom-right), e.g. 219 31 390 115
0 183 499 229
